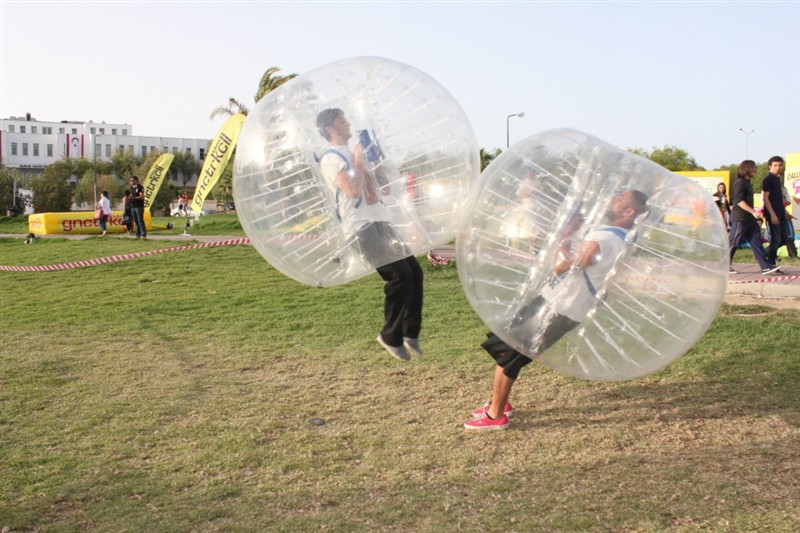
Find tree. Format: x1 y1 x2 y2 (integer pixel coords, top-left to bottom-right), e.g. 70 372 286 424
481 148 502 171
29 159 77 212
628 145 704 171
208 66 297 209
72 159 117 207
170 150 202 188
209 97 250 120
109 148 141 182
0 162 28 214
254 66 296 103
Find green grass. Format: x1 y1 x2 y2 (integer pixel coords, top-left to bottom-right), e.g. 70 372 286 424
1 235 798 531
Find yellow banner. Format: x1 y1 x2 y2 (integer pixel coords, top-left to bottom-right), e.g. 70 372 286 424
143 153 175 209
29 211 152 235
785 152 800 217
191 113 246 215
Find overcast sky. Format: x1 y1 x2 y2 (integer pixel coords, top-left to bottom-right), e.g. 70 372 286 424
1 1 798 169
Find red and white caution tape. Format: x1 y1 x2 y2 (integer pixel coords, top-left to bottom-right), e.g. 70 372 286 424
728 273 800 285
0 238 251 272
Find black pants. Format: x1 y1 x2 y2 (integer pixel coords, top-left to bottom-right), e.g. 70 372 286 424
357 222 424 347
766 214 793 264
483 295 579 379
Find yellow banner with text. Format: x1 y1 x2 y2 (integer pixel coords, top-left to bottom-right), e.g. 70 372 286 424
191 113 246 215
29 211 152 235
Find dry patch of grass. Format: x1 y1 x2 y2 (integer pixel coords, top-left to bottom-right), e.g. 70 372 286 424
1 239 798 531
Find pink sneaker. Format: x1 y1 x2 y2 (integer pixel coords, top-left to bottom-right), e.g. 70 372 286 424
464 414 509 430
472 400 513 419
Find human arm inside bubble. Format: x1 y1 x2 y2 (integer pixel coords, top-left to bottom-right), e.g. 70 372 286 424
553 238 600 276
349 145 380 204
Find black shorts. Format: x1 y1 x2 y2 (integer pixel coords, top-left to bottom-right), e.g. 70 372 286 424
482 296 579 379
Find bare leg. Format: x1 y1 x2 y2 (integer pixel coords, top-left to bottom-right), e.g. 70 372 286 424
486 365 514 419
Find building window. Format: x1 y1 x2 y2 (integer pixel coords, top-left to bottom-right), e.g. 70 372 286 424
43 127 52 134
8 125 14 133
172 147 178 154
105 144 111 157
199 148 205 160
129 145 134 154
59 127 65 134
112 128 117 135
31 126 37 134
11 142 17 155
71 128 77 134
22 143 29 156
47 144 53 157
33 143 39 156
141 146 147 157
20 125 26 133
122 129 127 135
99 128 105 134
90 127 96 134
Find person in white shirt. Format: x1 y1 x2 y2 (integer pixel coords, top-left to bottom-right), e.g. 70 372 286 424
97 190 112 236
465 190 649 430
316 108 424 362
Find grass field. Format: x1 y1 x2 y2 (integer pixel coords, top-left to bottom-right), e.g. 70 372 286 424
1 215 799 531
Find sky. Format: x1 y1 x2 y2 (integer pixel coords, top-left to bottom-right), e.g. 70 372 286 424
1 1 799 169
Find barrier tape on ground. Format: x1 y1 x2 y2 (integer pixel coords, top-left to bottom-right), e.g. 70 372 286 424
728 273 800 284
0 238 252 272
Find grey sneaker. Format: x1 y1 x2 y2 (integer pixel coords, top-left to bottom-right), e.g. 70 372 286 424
403 337 423 357
377 335 410 362
761 265 781 275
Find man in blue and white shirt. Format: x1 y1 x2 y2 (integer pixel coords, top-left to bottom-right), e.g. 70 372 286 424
316 108 424 362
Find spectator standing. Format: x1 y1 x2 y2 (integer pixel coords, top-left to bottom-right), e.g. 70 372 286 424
97 191 112 236
121 190 133 238
712 182 731 230
129 176 146 239
762 156 790 266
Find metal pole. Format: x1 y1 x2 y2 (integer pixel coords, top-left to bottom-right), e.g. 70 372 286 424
93 134 101 205
506 112 525 148
738 128 754 159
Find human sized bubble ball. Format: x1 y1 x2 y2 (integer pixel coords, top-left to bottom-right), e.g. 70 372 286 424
233 56 479 287
456 129 729 381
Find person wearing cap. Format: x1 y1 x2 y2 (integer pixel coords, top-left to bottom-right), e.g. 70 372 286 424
316 108 424 362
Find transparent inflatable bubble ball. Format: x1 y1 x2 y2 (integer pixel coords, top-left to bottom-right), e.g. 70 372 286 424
233 56 479 287
456 128 729 381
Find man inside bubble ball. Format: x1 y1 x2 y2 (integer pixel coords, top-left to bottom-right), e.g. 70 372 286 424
465 189 649 430
316 108 424 362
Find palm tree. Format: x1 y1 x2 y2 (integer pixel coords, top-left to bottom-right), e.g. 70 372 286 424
209 97 250 120
210 66 297 120
254 66 296 103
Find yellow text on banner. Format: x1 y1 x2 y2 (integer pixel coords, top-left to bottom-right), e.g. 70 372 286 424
143 153 175 209
191 113 246 215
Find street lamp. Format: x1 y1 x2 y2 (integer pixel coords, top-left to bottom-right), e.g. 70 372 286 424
93 133 102 205
506 112 525 148
738 128 755 159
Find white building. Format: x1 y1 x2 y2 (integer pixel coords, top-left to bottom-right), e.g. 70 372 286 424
0 113 211 188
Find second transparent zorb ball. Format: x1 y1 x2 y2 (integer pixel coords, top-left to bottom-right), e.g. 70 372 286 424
233 56 478 287
457 129 729 381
